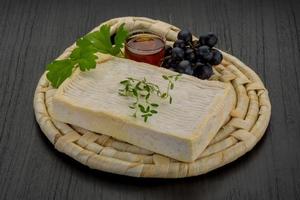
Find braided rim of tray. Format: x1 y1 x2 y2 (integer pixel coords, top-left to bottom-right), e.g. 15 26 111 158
33 17 271 178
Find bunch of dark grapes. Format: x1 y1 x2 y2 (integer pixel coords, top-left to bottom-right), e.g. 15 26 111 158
162 30 223 80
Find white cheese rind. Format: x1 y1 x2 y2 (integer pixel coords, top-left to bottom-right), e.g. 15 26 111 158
50 56 236 162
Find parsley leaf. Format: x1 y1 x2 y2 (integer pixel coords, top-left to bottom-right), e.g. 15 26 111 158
46 24 129 88
85 25 112 54
46 59 74 88
47 38 98 87
85 23 128 56
112 24 128 55
70 38 98 71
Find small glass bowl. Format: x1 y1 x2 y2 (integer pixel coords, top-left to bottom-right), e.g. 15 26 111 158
125 30 166 66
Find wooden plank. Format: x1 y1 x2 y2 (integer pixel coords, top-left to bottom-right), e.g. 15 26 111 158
0 0 299 199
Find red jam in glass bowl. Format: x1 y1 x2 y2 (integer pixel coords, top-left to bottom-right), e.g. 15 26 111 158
125 31 165 66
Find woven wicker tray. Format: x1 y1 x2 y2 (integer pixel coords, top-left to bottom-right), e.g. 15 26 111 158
33 17 271 178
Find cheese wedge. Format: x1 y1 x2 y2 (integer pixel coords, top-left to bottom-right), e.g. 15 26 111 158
49 56 236 162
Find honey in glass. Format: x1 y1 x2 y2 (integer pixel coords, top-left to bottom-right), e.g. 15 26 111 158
125 31 165 66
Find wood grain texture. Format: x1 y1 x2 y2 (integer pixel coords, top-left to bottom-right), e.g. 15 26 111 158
0 0 299 199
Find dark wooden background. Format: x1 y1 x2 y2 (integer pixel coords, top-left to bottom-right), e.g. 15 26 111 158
1 0 300 199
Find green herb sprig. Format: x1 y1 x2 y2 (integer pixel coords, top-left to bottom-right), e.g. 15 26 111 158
47 24 128 88
161 74 181 104
119 74 181 122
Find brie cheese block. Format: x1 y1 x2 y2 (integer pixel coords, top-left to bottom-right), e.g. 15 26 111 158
49 56 236 162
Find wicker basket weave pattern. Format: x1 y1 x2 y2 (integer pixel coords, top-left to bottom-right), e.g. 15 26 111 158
33 17 271 178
